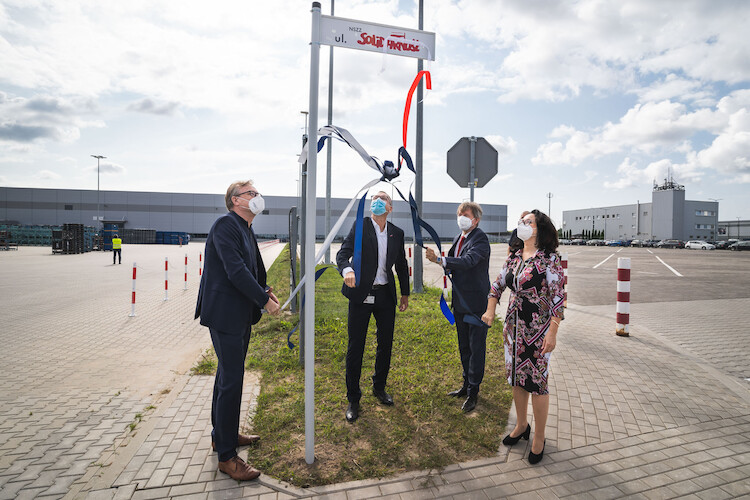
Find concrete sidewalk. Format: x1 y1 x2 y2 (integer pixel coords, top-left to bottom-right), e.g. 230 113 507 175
1 244 749 499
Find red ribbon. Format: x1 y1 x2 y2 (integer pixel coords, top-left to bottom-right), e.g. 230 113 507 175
402 70 432 151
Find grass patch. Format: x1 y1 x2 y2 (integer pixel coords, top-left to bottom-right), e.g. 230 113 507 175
191 348 217 375
245 244 512 487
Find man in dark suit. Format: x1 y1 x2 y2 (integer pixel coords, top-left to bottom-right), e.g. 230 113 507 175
426 201 490 413
194 180 280 481
336 191 410 423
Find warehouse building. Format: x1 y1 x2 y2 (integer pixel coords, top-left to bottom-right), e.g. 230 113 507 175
0 187 508 241
562 178 720 241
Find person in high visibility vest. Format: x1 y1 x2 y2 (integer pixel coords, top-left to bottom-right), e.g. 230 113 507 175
112 234 122 264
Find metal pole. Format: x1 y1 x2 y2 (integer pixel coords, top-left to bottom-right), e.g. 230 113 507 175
469 136 477 202
289 207 298 315
91 155 106 228
324 0 334 264
413 0 425 294
547 192 553 218
304 1 321 465
299 129 307 365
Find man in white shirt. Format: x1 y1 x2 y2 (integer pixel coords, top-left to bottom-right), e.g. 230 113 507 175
336 191 410 422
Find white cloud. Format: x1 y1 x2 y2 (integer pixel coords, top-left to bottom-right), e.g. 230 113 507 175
37 169 61 180
485 135 517 156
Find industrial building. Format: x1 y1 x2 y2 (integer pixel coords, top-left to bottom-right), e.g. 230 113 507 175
0 187 508 242
562 178 722 242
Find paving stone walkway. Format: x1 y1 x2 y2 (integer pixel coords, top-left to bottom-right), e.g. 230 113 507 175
1 244 749 499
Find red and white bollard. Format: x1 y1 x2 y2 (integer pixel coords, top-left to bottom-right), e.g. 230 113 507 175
184 254 188 291
408 247 413 280
164 257 169 301
129 262 136 317
616 257 630 336
198 252 203 276
561 252 568 308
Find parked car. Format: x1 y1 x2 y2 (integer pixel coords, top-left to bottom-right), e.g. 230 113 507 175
644 239 660 247
728 241 750 251
559 239 571 245
570 238 586 246
716 239 739 249
631 239 647 247
656 239 684 248
607 240 626 246
586 239 606 246
684 240 715 250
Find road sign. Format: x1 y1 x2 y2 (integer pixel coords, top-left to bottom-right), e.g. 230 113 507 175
447 137 498 193
319 15 435 61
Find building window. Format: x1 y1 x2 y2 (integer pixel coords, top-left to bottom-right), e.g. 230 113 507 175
632 225 636 229
64 204 73 211
643 211 648 216
695 210 716 217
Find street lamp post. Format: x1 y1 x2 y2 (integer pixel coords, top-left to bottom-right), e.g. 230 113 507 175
91 155 106 228
708 198 721 241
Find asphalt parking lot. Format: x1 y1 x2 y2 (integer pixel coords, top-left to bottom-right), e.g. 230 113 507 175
556 245 750 306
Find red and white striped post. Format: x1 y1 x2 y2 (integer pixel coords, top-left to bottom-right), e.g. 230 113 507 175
184 254 188 291
408 247 413 281
616 257 630 336
561 252 568 308
199 252 202 276
129 262 136 317
164 257 169 301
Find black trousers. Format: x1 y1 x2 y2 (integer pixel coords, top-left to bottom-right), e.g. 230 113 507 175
345 287 396 403
210 326 251 462
455 314 488 397
113 248 121 264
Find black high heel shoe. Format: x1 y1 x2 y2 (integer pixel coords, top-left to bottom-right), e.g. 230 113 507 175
528 439 545 464
502 423 531 446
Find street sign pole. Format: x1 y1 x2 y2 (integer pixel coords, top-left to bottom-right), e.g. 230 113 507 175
304 1 321 466
469 136 476 202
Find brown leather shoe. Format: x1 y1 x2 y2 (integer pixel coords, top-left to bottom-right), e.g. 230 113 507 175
218 456 260 481
212 433 261 451
237 433 261 446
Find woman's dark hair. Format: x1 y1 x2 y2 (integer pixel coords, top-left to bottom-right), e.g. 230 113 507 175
508 228 523 255
531 209 558 254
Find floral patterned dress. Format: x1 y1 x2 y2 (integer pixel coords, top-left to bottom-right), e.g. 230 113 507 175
489 249 565 395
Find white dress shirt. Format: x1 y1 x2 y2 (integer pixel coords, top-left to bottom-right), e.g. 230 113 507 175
342 218 389 285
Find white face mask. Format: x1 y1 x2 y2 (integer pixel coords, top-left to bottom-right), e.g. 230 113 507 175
457 215 473 232
246 195 265 215
517 222 534 241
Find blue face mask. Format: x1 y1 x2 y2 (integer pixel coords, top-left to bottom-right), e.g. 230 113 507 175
370 198 387 216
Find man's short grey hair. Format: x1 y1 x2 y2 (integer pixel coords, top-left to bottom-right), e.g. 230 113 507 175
225 180 253 211
458 201 482 220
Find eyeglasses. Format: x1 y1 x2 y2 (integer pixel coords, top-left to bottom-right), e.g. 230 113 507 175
372 194 389 202
236 190 259 198
518 218 534 226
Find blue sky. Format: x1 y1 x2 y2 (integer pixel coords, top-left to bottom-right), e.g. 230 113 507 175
1 0 749 228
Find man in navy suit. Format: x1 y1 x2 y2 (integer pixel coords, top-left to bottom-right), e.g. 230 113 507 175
195 180 280 481
336 191 410 423
426 201 490 413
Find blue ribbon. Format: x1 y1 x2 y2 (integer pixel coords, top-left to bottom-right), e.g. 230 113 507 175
287 266 335 349
352 191 368 288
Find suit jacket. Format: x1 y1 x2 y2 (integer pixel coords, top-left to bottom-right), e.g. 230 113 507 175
444 227 491 314
336 217 410 304
194 211 268 335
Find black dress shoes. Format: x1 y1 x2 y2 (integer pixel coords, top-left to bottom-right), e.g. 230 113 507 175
461 394 477 413
345 402 359 423
372 389 394 406
528 439 546 464
448 386 468 398
502 423 531 446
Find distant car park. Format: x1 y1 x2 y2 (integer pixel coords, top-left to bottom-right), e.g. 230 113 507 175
586 239 607 246
607 240 627 246
569 239 586 245
684 240 715 250
656 239 684 248
729 241 750 251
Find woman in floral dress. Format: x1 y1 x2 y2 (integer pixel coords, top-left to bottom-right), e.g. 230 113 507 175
482 209 565 464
